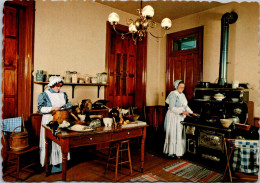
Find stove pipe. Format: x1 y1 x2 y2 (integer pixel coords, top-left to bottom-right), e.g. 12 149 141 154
218 12 238 87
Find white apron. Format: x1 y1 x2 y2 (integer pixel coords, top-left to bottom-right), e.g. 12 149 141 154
163 111 186 156
163 91 189 157
39 90 70 167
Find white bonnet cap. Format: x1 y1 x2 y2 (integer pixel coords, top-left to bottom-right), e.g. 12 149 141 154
174 80 183 89
48 76 64 87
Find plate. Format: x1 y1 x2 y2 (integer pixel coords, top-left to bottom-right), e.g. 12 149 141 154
68 125 93 132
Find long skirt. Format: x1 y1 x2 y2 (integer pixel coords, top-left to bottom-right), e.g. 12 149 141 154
39 114 70 167
163 110 186 157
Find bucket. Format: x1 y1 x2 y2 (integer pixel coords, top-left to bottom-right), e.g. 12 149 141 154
10 126 29 151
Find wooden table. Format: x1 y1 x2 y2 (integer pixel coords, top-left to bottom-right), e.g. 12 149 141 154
43 123 148 181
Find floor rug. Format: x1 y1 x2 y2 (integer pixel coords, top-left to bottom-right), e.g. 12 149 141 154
129 173 165 182
163 160 223 182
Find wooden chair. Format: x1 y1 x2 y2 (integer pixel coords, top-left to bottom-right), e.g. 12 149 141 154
1 116 40 181
105 139 133 180
223 138 259 182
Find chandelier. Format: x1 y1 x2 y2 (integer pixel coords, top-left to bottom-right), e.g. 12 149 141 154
108 2 172 44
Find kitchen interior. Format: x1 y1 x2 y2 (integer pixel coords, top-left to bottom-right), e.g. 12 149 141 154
1 0 259 182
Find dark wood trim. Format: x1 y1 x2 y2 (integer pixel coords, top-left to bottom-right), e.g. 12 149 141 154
104 21 111 101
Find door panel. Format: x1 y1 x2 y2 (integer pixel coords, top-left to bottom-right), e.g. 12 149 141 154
166 26 203 100
4 38 17 66
5 7 17 37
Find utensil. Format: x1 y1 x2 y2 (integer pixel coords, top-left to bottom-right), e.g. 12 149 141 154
214 93 225 101
103 118 113 127
229 116 240 123
203 95 211 100
231 98 239 102
220 119 233 128
78 114 86 121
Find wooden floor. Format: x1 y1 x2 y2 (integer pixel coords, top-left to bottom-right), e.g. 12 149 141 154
2 145 190 182
2 142 257 182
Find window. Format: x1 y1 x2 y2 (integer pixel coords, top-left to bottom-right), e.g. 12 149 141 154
173 35 197 51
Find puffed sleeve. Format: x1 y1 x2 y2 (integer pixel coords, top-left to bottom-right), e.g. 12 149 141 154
168 93 185 114
38 92 52 113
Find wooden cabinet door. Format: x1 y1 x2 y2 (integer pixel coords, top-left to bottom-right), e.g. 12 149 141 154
3 6 18 118
108 33 136 108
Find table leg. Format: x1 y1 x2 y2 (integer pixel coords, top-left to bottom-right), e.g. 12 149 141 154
61 139 69 181
62 152 68 181
45 138 50 177
140 127 146 173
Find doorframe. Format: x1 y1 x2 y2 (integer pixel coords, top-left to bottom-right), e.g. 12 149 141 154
105 22 147 108
3 0 35 120
166 26 203 96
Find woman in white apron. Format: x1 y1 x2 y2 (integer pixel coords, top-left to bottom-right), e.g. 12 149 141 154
38 76 70 173
163 80 197 158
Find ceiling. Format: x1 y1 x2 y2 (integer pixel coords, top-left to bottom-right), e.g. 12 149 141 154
96 0 224 23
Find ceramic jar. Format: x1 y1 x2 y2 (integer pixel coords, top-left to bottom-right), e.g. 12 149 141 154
36 70 44 81
91 77 97 83
84 74 90 83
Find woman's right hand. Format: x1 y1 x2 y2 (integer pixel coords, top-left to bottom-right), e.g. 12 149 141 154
182 111 190 116
51 107 61 111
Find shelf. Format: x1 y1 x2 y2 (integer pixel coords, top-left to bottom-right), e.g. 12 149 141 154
193 99 242 103
33 81 109 98
195 87 249 91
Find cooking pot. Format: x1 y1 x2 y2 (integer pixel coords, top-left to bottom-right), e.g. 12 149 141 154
198 82 210 88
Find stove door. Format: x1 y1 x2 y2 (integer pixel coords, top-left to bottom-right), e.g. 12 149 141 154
199 130 224 152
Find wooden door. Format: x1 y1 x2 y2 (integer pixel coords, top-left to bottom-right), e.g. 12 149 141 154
105 22 147 109
166 26 203 100
3 6 19 118
108 32 136 108
2 1 34 120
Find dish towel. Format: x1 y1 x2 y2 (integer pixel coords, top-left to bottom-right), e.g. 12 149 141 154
232 140 259 174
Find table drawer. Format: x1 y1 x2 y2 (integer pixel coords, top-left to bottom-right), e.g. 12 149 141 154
112 128 142 140
70 133 112 147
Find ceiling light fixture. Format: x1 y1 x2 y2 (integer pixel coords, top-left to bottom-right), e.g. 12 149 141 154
107 1 172 44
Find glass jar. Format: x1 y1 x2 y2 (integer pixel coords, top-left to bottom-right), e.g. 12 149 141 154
36 70 44 81
97 73 102 83
64 71 72 83
101 72 107 84
72 71 78 83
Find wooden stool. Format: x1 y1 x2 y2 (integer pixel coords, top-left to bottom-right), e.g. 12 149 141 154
105 140 132 180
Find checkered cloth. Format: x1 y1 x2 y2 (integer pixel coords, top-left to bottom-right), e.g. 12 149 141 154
1 117 22 134
232 140 259 174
